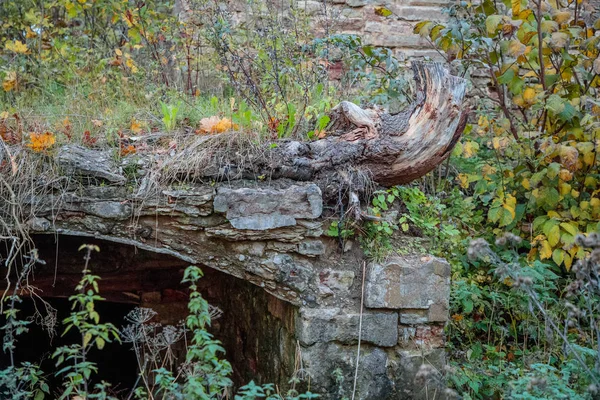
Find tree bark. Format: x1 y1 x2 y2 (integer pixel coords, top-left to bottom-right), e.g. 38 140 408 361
159 62 468 190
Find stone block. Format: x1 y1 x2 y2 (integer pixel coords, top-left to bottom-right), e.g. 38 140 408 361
213 184 322 230
297 239 325 256
400 309 429 325
80 201 132 220
301 343 394 399
58 145 126 184
399 324 445 348
395 5 445 21
393 348 446 399
428 303 448 322
365 256 450 311
318 269 355 291
27 217 51 232
296 308 398 347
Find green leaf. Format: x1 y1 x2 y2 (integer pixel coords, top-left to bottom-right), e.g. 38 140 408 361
486 15 503 35
560 222 578 236
552 249 564 265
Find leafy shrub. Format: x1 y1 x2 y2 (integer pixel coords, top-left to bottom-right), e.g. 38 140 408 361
416 0 600 269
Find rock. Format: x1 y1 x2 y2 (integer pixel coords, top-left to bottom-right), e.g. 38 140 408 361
273 254 314 292
80 201 132 220
365 256 450 310
27 217 51 232
297 240 325 256
213 184 323 230
428 303 448 322
301 343 394 399
296 308 398 347
399 325 445 348
162 186 214 206
400 309 429 325
318 269 355 291
206 220 322 242
57 145 126 184
346 0 373 7
394 348 446 399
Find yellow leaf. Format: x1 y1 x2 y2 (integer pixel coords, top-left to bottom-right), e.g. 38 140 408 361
522 178 530 189
115 48 123 56
463 141 479 158
83 332 92 347
583 151 595 166
513 95 525 107
553 11 572 24
457 173 469 189
541 20 559 33
559 169 573 181
559 181 571 196
547 210 561 218
2 71 16 92
511 0 521 15
5 40 28 54
539 240 552 260
508 40 527 57
523 87 536 104
214 118 238 133
564 253 573 270
560 145 579 171
126 57 138 73
130 119 142 133
492 137 510 150
26 132 56 152
25 27 36 39
548 224 560 246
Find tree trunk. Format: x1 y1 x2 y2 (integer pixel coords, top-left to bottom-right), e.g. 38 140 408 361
155 62 468 192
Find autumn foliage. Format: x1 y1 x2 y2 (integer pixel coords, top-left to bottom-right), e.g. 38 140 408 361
417 0 600 270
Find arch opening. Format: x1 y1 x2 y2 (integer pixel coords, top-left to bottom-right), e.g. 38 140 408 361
0 234 299 394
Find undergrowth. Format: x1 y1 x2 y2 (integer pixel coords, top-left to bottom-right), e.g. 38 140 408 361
0 243 318 399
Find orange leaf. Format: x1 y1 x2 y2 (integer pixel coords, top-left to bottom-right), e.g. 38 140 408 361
198 116 238 134
26 132 56 152
130 119 142 133
120 144 136 156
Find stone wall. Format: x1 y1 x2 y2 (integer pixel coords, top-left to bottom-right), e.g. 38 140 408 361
11 145 452 398
186 0 447 61
300 0 446 60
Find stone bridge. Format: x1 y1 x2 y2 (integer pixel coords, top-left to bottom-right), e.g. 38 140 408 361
1 63 464 398
10 144 451 399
